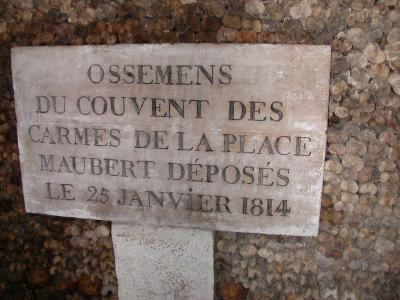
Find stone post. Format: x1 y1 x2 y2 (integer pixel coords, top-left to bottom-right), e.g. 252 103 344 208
112 223 214 300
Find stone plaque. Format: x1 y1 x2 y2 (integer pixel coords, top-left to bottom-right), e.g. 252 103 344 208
12 44 330 236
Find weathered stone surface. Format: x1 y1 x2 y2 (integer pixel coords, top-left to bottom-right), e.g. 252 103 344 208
112 223 213 300
12 44 330 236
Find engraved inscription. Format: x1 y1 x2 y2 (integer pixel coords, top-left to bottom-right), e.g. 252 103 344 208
12 44 331 236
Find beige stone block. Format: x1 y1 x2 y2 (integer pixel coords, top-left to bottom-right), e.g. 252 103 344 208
12 44 331 236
